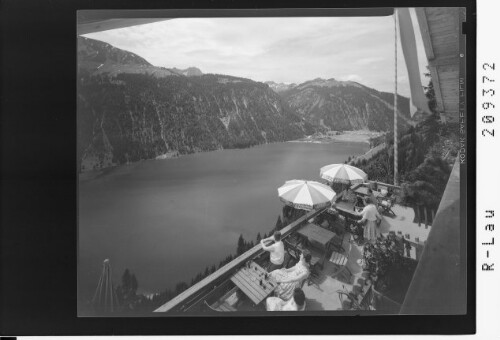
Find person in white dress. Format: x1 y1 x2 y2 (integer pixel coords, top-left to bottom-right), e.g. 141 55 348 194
357 196 382 243
266 287 306 311
268 251 311 301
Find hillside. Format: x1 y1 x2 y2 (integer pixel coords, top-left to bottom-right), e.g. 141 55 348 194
77 38 313 172
78 36 178 77
78 36 419 172
351 113 459 209
273 78 416 132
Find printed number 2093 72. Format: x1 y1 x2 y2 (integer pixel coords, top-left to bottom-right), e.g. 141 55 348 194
482 63 496 137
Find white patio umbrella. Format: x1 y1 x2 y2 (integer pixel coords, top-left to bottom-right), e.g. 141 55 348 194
277 180 336 211
320 163 368 185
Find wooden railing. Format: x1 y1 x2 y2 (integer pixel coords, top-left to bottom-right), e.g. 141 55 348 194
154 207 328 312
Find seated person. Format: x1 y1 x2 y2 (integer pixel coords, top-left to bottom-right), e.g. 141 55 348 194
379 186 388 197
364 188 378 207
266 287 306 311
261 231 285 271
269 250 311 301
354 195 365 211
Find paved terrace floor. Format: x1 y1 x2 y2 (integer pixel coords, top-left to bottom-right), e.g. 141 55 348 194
302 233 364 311
303 202 428 311
334 200 430 259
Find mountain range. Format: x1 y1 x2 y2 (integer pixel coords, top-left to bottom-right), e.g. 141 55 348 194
77 36 415 172
274 78 415 131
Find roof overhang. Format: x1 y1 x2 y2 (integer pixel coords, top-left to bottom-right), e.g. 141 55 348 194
77 8 395 35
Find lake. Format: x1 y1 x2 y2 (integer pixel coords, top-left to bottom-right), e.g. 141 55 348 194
78 141 368 298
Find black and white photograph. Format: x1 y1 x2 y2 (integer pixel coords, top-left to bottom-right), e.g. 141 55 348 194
76 8 467 316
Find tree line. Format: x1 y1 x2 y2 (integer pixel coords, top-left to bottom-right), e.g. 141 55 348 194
344 74 459 211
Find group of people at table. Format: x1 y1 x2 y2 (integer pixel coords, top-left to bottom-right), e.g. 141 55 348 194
258 189 383 312
259 231 310 311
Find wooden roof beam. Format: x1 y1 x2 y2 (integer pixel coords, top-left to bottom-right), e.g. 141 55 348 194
415 8 435 60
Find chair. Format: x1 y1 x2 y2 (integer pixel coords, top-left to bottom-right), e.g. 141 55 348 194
336 286 361 310
380 199 395 216
307 259 322 286
354 196 365 211
336 284 374 311
358 285 375 310
329 239 352 284
329 231 346 253
284 238 303 261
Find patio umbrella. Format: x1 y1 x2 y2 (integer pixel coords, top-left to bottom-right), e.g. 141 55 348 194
278 180 336 211
320 164 368 185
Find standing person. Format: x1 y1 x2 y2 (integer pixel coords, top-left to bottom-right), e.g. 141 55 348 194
357 196 382 243
261 231 285 271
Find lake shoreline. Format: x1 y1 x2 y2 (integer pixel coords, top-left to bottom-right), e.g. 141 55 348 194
290 130 386 145
79 132 378 181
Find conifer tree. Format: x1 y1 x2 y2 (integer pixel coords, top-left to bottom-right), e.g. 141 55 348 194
237 234 246 255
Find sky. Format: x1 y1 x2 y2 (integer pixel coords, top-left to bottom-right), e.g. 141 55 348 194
84 10 429 96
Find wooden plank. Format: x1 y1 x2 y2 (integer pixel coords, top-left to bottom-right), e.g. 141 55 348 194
244 266 270 298
415 8 434 60
231 272 262 304
430 29 459 40
436 70 460 81
428 19 458 31
433 39 460 48
235 269 266 301
443 94 460 102
433 42 459 54
231 263 276 305
426 7 459 21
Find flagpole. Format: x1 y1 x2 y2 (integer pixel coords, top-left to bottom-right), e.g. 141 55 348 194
393 8 399 186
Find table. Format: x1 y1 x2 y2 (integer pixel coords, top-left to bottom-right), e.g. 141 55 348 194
230 262 277 305
298 223 337 247
297 223 338 267
353 186 382 198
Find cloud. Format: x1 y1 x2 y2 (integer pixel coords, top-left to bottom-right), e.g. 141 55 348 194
83 13 429 96
340 74 363 82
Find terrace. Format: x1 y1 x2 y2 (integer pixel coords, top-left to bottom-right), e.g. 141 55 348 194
151 7 464 315
154 175 441 314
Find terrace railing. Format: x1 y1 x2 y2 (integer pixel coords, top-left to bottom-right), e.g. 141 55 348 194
154 206 328 313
